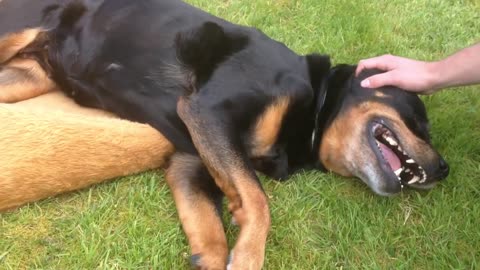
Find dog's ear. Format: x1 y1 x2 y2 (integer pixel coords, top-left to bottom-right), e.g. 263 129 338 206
305 54 331 117
176 21 248 86
318 64 356 111
58 1 87 29
305 54 331 91
328 64 356 90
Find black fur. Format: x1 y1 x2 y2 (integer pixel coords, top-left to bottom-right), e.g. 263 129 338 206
0 0 440 183
41 0 331 177
10 0 436 180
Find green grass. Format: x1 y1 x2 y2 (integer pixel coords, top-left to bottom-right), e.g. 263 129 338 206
1 0 479 269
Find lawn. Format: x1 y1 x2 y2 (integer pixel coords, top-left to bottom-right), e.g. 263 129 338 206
1 0 479 269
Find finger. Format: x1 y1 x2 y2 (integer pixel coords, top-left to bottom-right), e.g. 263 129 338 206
356 55 396 76
355 61 366 76
360 72 395 89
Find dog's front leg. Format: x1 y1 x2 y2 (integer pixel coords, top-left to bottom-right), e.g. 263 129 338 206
166 153 228 269
178 97 270 270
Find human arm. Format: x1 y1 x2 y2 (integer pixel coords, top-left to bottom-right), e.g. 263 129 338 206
356 42 480 94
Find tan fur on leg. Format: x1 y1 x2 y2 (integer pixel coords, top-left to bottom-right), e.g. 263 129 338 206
0 58 56 102
0 28 43 63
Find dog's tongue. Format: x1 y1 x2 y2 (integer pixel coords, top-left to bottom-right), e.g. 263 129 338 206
379 142 401 171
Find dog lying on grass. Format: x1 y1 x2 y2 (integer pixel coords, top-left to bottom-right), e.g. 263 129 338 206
0 0 449 268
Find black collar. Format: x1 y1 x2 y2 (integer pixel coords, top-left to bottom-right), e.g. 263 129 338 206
309 66 352 170
310 78 328 151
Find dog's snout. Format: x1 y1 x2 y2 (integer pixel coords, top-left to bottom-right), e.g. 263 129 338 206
437 158 449 180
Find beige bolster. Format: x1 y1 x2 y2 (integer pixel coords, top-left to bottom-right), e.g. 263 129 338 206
0 91 174 211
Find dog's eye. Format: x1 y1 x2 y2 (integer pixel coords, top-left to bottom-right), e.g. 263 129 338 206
270 153 281 161
413 117 431 142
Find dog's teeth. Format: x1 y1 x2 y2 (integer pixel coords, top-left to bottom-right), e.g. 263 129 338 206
408 176 420 185
394 168 403 176
405 169 411 173
406 159 415 164
420 173 427 183
386 137 398 146
388 138 396 145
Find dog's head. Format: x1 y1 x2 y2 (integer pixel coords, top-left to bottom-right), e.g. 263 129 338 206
311 64 449 196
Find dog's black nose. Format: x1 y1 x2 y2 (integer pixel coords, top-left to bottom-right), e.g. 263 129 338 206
437 158 449 180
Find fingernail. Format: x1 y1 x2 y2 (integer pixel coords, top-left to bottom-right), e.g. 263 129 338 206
361 79 370 88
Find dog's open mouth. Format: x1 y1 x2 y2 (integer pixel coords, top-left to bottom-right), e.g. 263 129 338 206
372 122 427 186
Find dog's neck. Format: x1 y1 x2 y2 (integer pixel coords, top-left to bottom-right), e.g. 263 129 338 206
307 67 353 171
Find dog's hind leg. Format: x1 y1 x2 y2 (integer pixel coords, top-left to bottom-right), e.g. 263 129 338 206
0 28 43 63
0 58 55 102
178 97 270 270
166 153 228 269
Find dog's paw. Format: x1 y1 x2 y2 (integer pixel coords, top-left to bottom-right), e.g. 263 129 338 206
190 254 202 268
225 248 264 270
190 253 227 270
226 251 233 270
230 217 238 226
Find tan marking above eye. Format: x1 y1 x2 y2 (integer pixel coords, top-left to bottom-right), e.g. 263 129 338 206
251 97 290 157
374 91 392 98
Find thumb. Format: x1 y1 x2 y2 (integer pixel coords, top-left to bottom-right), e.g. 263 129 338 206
360 72 394 89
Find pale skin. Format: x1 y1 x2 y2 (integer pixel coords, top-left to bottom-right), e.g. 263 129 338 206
356 42 480 94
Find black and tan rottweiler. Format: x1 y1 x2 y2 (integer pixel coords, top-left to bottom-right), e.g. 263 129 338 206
0 0 449 268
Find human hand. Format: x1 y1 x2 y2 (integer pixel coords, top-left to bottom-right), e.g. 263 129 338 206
356 54 440 94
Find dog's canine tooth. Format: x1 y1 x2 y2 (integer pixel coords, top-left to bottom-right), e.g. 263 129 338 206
406 159 415 164
394 168 403 176
386 136 398 146
420 172 427 183
408 176 420 185
405 168 411 173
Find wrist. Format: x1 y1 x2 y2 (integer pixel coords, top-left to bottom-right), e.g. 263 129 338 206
425 61 447 91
